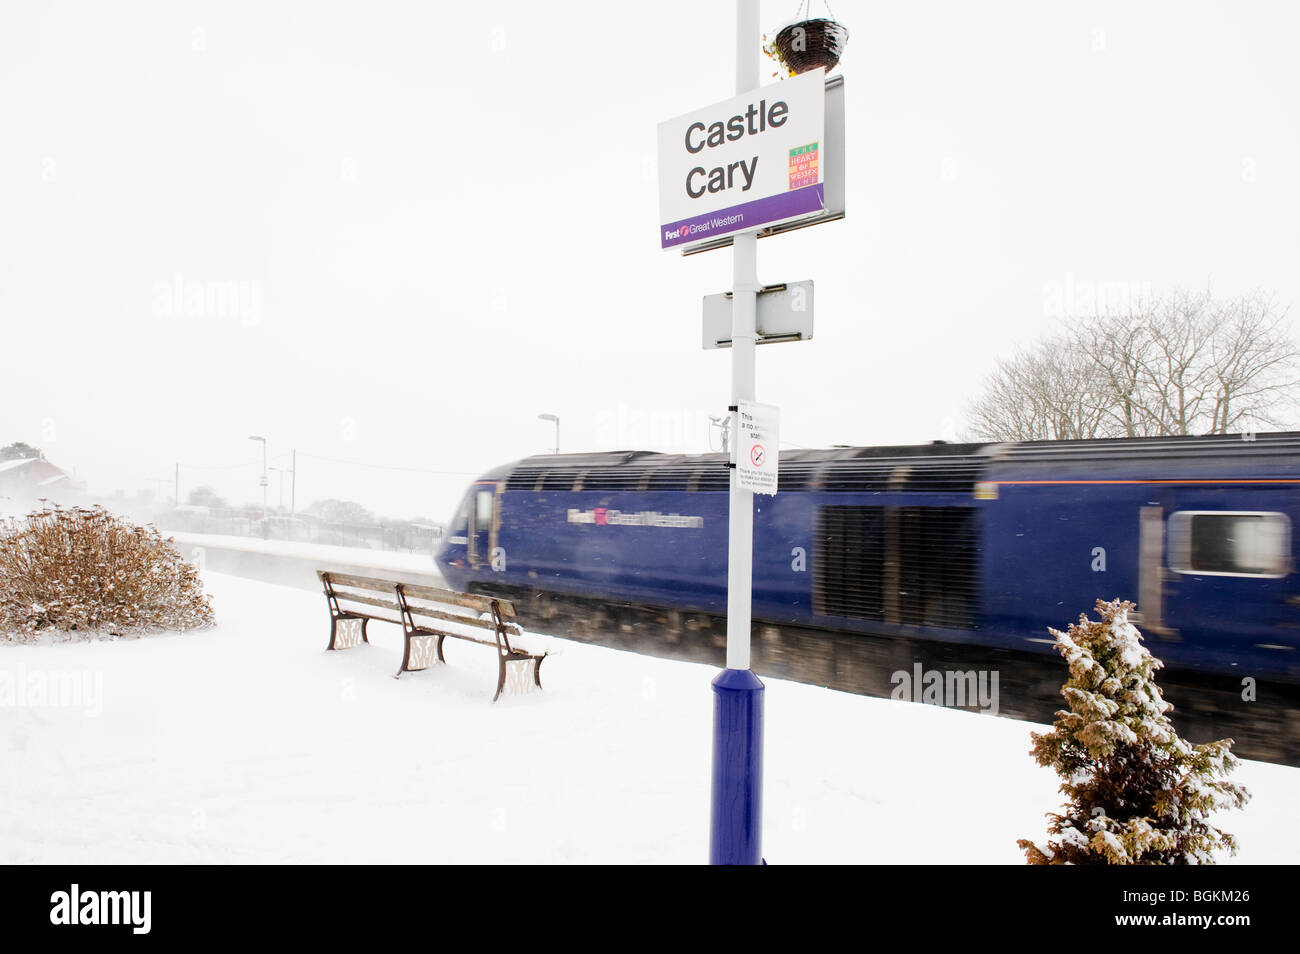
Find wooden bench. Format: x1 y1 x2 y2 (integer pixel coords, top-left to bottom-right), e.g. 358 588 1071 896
318 570 547 702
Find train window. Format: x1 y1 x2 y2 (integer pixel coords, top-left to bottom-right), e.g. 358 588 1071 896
475 489 494 532
448 497 469 535
1168 511 1291 577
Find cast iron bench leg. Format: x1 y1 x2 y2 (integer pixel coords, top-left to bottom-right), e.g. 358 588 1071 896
493 657 507 704
395 632 412 679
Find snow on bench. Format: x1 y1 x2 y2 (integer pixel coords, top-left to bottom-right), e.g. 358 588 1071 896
318 570 547 702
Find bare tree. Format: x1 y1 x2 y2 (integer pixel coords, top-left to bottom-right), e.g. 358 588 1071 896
1205 293 1300 433
965 335 1114 442
1136 288 1222 435
965 289 1299 441
1068 307 1164 437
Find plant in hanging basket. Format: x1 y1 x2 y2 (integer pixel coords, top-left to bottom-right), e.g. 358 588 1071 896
765 18 849 78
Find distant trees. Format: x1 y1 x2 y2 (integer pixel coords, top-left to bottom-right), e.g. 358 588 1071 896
186 486 229 509
966 290 1300 441
304 498 376 525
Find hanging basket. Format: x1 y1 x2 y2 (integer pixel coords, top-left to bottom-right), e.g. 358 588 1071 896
772 18 848 76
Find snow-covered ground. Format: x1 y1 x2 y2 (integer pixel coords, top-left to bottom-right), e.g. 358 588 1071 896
2 571 1296 864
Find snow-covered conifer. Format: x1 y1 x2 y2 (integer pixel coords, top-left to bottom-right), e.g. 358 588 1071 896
1019 599 1249 864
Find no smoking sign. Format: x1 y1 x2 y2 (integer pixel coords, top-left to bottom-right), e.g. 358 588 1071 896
736 400 779 495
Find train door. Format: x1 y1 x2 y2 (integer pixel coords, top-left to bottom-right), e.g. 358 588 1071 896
466 483 498 570
1145 498 1297 672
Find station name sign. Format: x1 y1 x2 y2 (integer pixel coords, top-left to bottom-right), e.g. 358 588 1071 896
658 70 826 250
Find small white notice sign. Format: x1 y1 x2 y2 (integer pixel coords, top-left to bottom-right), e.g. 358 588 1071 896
736 400 779 496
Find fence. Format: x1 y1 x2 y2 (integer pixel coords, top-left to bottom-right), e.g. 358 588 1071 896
154 507 444 554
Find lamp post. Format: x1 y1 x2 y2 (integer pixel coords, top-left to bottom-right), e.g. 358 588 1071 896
248 435 267 519
538 414 560 455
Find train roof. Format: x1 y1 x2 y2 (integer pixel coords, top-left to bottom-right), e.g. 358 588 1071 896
502 432 1300 494
512 442 986 469
994 430 1300 461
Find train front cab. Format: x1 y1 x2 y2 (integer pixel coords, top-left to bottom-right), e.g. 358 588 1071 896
436 478 504 591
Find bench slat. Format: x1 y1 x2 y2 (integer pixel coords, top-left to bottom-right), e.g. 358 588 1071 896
319 570 517 619
408 624 543 659
331 600 523 645
401 603 522 636
330 590 402 615
319 570 407 593
329 584 522 637
337 609 405 628
397 581 517 618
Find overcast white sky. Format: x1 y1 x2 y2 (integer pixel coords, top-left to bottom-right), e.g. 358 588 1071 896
2 1 1297 520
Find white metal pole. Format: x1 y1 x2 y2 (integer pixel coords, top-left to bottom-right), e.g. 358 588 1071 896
727 235 758 670
726 0 760 671
709 0 765 867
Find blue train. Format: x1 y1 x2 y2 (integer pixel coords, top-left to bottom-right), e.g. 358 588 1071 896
435 432 1299 684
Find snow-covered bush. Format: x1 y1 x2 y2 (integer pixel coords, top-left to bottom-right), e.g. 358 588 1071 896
0 505 214 640
1018 598 1249 864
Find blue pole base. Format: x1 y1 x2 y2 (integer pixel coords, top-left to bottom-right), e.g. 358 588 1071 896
709 667 765 865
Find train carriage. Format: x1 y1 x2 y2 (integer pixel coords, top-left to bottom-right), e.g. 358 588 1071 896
437 432 1300 684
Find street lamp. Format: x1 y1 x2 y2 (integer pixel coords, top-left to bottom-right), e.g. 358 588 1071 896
537 414 559 455
248 435 267 519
